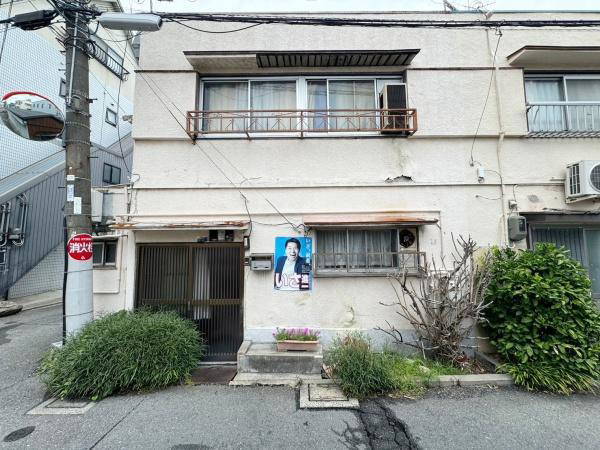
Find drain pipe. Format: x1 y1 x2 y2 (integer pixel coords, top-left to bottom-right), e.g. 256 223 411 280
485 13 509 246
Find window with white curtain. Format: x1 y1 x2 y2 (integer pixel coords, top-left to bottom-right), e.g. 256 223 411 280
315 227 420 275
201 76 402 133
525 75 600 132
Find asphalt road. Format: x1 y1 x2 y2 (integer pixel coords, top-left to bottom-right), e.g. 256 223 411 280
2 305 600 449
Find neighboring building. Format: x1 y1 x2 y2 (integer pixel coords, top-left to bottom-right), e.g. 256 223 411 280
0 0 135 299
94 11 600 361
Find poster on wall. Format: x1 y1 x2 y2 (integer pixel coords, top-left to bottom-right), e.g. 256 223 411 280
274 237 313 291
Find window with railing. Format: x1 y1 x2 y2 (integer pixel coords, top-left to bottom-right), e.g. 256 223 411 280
314 227 424 276
525 75 600 134
190 76 417 137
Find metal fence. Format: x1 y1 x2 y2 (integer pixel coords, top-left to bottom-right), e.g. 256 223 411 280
527 103 600 134
187 108 418 138
314 250 425 276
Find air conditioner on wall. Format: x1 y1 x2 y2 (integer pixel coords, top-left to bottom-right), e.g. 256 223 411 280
379 83 408 134
565 160 600 203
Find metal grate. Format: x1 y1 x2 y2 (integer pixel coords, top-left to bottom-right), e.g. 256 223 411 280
569 163 581 196
136 243 244 362
590 164 600 191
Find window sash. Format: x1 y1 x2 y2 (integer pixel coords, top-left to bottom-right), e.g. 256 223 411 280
316 228 417 273
103 163 121 185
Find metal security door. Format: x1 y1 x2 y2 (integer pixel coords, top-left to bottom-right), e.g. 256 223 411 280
136 243 244 361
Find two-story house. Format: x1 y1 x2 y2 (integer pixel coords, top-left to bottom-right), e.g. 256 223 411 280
94 10 600 362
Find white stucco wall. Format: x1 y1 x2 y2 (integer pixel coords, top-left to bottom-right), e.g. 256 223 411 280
95 11 600 347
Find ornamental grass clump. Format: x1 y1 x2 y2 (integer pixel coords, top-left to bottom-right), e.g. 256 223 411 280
273 327 320 341
325 333 462 399
485 243 600 394
40 310 204 400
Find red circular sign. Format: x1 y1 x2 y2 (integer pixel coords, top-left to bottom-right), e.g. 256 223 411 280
67 234 93 261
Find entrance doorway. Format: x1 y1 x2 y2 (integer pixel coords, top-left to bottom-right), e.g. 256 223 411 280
136 243 244 361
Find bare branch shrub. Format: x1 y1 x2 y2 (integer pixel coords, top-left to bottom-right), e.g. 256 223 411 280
378 235 493 365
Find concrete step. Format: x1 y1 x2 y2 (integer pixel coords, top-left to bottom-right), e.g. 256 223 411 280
237 342 323 374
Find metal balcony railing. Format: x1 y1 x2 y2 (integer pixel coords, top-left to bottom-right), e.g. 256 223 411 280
186 108 418 138
527 103 600 136
313 250 425 276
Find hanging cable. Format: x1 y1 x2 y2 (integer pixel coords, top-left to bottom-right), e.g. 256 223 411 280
469 28 502 167
0 0 14 64
170 19 263 34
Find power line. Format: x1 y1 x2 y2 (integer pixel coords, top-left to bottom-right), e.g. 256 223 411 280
0 0 14 64
160 13 600 29
170 19 263 34
469 28 502 167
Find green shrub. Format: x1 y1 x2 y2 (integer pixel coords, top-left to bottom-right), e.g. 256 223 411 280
485 243 600 394
40 310 204 400
325 333 463 398
325 333 397 398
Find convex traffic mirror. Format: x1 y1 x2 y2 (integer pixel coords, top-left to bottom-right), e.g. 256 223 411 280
0 91 64 141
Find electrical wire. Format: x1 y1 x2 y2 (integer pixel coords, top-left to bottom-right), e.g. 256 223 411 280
114 40 130 177
469 28 502 167
162 13 600 29
170 19 263 34
0 0 14 64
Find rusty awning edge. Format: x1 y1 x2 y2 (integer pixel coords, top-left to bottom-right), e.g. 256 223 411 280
109 221 250 230
302 213 438 227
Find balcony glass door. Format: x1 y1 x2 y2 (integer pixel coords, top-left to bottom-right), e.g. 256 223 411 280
250 81 297 131
565 78 600 132
525 78 566 132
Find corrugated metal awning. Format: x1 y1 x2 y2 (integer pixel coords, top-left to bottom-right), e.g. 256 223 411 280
184 49 420 71
109 221 249 231
303 213 437 227
256 50 420 68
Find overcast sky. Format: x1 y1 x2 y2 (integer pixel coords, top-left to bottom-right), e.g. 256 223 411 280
127 0 600 13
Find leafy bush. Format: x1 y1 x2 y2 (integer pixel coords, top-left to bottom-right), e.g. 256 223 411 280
325 333 462 398
40 310 204 400
485 243 600 394
273 327 320 341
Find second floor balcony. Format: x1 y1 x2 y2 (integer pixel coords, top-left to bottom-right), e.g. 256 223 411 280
186 108 417 138
527 103 600 137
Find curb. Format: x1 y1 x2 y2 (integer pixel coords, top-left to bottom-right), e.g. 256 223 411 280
21 300 62 312
428 373 514 387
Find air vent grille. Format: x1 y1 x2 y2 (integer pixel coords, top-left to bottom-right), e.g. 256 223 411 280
569 163 581 195
591 164 600 191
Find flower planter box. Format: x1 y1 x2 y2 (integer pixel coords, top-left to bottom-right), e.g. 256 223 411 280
276 340 319 352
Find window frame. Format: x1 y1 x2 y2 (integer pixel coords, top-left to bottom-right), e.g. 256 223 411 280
93 240 117 268
105 107 118 126
102 163 121 185
528 224 600 299
313 226 421 277
524 73 600 133
198 75 405 137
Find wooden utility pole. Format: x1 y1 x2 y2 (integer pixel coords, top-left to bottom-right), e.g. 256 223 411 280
63 1 93 338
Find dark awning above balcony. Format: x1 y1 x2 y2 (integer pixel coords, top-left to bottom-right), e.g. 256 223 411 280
184 49 420 71
256 50 420 68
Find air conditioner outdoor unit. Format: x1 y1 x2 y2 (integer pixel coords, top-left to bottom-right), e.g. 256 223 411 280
565 160 600 203
379 83 408 134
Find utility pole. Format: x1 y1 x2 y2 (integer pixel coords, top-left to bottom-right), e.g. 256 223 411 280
63 1 93 337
